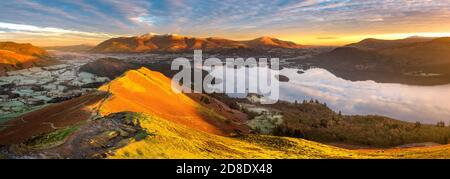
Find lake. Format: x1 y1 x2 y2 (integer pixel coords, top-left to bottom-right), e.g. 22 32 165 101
207 67 450 124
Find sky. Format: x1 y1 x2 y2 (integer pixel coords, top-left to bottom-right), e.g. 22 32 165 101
1 0 450 46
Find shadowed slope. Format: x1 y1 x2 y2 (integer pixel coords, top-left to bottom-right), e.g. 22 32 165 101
310 37 450 85
79 58 140 79
346 36 435 50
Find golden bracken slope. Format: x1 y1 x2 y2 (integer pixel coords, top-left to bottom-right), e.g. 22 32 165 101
97 67 249 135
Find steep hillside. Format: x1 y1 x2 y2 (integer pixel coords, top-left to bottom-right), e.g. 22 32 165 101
90 33 303 53
379 37 450 70
97 67 248 135
0 42 56 75
346 36 435 50
0 67 247 145
313 47 394 71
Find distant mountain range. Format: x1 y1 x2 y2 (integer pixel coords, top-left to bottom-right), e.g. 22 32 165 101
4 34 450 85
87 34 450 85
90 33 304 53
310 36 450 85
0 42 57 75
345 36 436 50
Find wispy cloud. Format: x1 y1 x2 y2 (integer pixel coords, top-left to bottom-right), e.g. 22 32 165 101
0 22 114 38
0 22 117 46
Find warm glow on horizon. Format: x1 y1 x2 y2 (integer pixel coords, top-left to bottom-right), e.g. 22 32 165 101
285 32 450 46
3 30 450 47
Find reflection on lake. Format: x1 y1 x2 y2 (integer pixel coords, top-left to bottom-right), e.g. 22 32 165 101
208 67 450 124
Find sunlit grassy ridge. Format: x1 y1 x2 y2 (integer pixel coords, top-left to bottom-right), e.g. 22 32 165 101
98 67 224 135
0 41 56 75
108 114 366 159
107 113 450 159
0 42 50 66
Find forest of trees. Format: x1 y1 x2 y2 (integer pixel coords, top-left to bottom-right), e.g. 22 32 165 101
246 99 450 148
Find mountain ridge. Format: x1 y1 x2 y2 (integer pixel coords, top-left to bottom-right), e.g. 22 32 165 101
97 67 248 135
346 36 437 50
0 41 56 75
91 33 304 53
